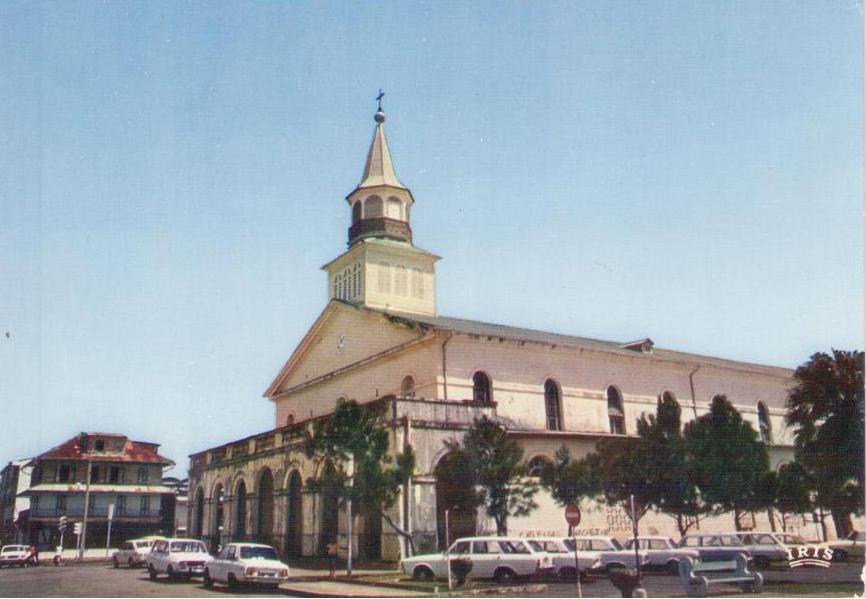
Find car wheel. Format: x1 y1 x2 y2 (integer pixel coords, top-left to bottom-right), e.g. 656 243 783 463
167 565 178 580
412 565 434 581
559 566 577 581
666 560 680 574
148 565 157 580
833 549 848 562
494 567 517 585
203 569 214 588
112 557 119 569
605 562 626 573
128 558 135 568
227 573 239 588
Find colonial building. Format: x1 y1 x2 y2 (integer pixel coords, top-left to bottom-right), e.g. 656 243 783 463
188 106 811 562
22 432 175 548
0 459 34 544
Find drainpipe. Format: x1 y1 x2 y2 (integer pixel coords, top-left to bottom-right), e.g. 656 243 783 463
688 366 701 419
441 332 453 401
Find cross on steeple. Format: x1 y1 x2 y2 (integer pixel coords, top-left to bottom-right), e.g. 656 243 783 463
376 89 385 112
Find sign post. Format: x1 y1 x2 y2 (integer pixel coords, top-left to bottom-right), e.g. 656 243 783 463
629 495 642 589
564 503 582 598
105 503 115 557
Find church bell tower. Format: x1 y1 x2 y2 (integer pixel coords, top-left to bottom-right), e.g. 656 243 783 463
322 100 439 316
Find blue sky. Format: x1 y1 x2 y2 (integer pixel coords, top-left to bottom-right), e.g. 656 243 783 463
1 1 862 475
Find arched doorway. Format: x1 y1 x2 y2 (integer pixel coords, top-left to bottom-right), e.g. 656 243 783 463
193 487 204 538
257 469 274 544
360 508 382 560
434 452 477 550
285 470 303 557
212 484 225 553
318 462 339 555
235 480 248 539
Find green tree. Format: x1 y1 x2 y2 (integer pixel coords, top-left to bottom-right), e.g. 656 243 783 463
774 461 817 530
445 416 538 535
683 395 770 529
304 398 417 554
785 350 865 537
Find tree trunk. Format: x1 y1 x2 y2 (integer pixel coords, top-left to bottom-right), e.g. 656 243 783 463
831 509 852 539
380 510 416 556
495 515 508 536
767 508 776 532
734 507 742 531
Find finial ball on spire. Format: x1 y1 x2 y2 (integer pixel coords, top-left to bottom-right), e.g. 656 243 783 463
374 110 386 123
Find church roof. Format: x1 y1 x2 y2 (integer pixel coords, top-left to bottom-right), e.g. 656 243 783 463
351 111 409 194
373 307 792 378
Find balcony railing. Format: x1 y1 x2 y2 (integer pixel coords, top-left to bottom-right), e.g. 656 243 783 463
29 507 161 519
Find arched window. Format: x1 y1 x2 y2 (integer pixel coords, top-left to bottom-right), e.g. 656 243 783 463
758 402 772 444
364 195 383 218
472 372 492 404
607 386 625 435
286 413 295 427
235 480 247 536
544 379 563 431
352 201 362 224
527 455 552 478
401 375 416 399
387 197 403 220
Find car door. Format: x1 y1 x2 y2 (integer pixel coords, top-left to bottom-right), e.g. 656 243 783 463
444 541 471 579
214 545 234 581
150 541 167 571
471 541 497 578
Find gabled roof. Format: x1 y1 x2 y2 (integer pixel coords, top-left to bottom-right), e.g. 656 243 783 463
36 433 173 465
372 308 793 378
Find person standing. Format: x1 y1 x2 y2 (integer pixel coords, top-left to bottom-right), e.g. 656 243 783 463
326 541 338 579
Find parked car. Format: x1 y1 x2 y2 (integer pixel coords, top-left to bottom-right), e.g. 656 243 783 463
735 532 790 567
203 543 290 590
146 538 209 580
678 533 750 562
524 538 598 579
113 537 162 568
401 537 553 583
598 536 699 571
0 545 29 567
825 531 865 562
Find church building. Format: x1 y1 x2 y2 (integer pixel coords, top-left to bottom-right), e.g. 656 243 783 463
188 105 803 561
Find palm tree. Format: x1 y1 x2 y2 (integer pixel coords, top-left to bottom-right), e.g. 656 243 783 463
785 350 864 537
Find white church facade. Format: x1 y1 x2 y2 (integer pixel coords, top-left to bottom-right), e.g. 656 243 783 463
188 106 810 562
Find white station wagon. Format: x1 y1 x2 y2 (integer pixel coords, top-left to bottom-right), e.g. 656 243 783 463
598 536 699 571
204 543 290 590
113 537 161 568
0 545 29 567
526 537 613 578
401 537 553 583
146 538 209 580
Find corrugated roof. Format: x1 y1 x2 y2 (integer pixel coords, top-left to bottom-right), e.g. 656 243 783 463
373 308 792 377
36 434 173 465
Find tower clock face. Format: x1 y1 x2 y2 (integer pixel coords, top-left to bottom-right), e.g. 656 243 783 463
336 334 347 352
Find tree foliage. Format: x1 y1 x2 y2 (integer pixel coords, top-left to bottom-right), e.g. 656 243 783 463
303 398 416 552
445 416 538 535
683 395 769 528
785 350 865 535
538 445 600 508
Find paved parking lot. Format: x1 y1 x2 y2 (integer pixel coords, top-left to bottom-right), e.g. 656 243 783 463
0 560 861 597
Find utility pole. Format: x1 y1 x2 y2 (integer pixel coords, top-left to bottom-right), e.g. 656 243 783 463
78 460 92 561
346 456 354 577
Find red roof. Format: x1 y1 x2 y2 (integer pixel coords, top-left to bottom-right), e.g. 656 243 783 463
37 433 173 465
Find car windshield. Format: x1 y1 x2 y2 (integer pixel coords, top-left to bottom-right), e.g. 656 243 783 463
170 542 206 553
239 546 279 560
1 547 21 553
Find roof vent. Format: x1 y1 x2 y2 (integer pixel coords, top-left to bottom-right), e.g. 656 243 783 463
621 338 654 354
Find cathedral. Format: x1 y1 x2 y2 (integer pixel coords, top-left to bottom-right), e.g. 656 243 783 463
187 105 802 562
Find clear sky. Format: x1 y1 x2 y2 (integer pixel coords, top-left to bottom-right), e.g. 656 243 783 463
1 1 862 475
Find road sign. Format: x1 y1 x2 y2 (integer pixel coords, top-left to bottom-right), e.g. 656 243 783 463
58 516 68 532
565 503 582 527
73 522 82 535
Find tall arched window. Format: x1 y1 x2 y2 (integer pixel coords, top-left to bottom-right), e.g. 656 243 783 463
235 480 247 536
401 375 416 399
472 372 492 404
352 201 362 224
387 197 403 220
607 386 625 435
758 402 772 444
411 268 424 299
394 265 408 295
544 379 562 431
377 262 391 293
364 195 383 218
